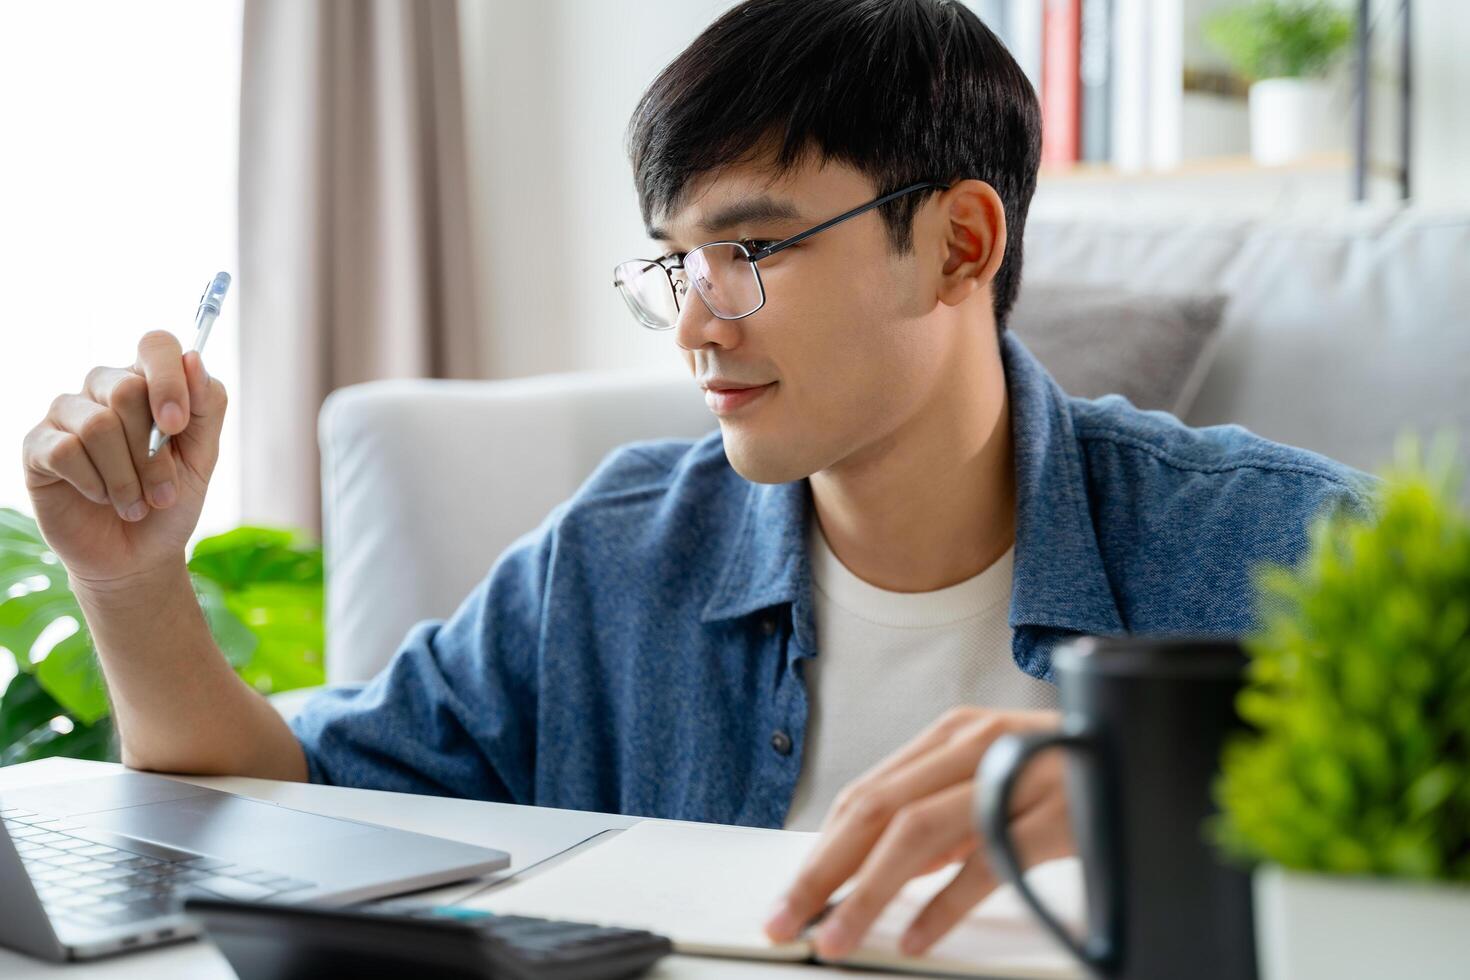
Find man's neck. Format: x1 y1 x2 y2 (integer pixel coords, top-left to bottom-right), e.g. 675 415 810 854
808 339 1015 594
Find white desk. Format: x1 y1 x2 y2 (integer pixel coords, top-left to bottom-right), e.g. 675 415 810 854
0 759 894 979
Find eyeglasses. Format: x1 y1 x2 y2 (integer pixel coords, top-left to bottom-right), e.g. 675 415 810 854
612 181 950 331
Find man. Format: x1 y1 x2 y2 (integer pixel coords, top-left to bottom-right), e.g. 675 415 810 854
22 0 1373 960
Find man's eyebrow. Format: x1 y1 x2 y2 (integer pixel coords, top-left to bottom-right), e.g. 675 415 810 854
647 196 806 243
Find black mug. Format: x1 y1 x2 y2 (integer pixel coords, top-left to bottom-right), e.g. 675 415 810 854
976 636 1255 980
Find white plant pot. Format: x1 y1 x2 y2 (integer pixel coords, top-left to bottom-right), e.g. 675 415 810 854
1248 77 1344 166
1254 864 1470 980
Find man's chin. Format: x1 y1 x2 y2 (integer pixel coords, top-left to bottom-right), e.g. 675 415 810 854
721 431 822 485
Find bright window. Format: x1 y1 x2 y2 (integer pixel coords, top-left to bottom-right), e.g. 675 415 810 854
0 0 244 543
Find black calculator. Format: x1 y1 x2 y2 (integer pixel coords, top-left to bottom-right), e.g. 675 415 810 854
181 895 673 980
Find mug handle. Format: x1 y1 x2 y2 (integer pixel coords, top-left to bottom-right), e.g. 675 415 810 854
976 729 1118 976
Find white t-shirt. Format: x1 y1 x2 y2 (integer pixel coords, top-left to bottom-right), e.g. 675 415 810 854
782 522 1059 832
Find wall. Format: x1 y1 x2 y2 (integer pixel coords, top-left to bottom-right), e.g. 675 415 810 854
1412 4 1469 205
459 0 738 381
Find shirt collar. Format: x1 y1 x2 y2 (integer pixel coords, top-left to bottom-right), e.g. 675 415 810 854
699 331 1124 642
999 331 1125 637
700 476 812 628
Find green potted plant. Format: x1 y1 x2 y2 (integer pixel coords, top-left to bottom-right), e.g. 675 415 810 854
1215 436 1470 980
1204 0 1356 166
0 507 324 765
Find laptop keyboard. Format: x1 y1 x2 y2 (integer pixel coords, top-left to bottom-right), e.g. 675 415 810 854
2 806 316 931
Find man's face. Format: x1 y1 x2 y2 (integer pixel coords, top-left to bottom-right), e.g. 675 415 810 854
653 155 969 485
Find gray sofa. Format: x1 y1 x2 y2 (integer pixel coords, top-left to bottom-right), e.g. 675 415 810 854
302 207 1469 691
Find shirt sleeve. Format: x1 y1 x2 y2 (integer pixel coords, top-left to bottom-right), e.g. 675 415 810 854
287 516 554 804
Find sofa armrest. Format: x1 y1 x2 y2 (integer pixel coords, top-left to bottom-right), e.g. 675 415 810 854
318 371 712 685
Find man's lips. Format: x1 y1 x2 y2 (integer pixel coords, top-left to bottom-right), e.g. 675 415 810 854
704 381 776 415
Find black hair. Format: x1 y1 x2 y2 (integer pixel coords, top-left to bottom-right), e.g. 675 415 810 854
626 0 1042 332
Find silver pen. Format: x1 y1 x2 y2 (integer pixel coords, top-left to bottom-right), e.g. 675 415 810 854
147 271 231 458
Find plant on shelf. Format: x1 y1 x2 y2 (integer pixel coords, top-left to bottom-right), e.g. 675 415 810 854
0 508 324 765
1204 0 1357 166
1214 434 1470 980
1204 0 1355 83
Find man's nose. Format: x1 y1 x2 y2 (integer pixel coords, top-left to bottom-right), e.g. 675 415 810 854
674 280 741 353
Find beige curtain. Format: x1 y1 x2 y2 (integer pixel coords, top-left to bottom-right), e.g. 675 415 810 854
238 0 482 534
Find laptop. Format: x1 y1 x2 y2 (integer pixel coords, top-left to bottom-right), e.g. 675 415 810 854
0 771 510 962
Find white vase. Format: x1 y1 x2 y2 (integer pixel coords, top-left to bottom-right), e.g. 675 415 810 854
1253 864 1470 980
1247 77 1344 166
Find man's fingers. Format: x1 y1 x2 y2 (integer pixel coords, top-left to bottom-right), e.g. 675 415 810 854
901 787 1075 956
770 716 1006 945
811 782 974 960
784 718 1001 926
849 718 1005 826
915 839 977 878
769 744 961 944
48 394 148 522
80 367 180 508
133 329 189 435
766 815 886 944
898 853 999 956
22 424 109 506
768 710 1066 952
1005 744 1067 821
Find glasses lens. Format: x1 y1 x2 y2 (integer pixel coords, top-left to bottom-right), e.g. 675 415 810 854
685 242 763 319
614 259 680 330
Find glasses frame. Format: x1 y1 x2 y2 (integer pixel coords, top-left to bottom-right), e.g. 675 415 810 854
613 180 951 330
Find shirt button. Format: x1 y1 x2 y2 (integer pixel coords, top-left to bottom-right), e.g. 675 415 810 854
770 730 793 756
760 614 778 636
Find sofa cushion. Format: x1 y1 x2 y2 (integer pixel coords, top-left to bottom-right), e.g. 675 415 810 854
1008 282 1228 415
1022 209 1470 479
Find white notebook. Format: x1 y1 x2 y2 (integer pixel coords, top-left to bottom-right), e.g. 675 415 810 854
469 819 1085 979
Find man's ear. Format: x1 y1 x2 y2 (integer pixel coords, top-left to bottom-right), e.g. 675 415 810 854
935 180 1007 309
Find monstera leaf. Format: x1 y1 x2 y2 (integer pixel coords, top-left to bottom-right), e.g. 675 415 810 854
0 508 325 764
187 526 325 695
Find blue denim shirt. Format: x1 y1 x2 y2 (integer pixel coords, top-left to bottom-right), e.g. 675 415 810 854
290 332 1377 827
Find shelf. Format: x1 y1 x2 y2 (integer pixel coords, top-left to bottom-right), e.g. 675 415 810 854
1038 152 1352 182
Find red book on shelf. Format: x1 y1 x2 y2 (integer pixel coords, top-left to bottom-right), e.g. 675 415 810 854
1040 0 1081 165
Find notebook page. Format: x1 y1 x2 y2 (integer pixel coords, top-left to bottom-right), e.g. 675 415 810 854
470 817 1084 977
470 820 819 959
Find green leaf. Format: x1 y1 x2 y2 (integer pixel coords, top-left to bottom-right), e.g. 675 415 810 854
193 574 258 669
3 716 115 766
0 587 83 669
225 582 324 694
0 671 65 752
0 508 43 541
188 526 322 590
1406 765 1457 820
190 526 324 695
1204 0 1355 82
0 507 324 764
34 624 109 725
0 508 76 674
1215 434 1470 885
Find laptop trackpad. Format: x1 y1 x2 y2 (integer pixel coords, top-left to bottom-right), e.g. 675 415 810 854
3 772 213 817
81 794 379 866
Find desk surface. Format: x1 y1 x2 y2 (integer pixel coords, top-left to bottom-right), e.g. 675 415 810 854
0 758 894 979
